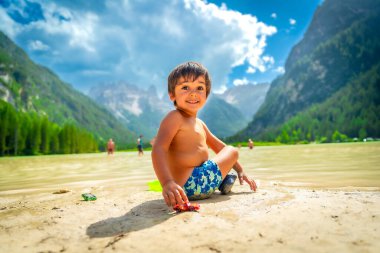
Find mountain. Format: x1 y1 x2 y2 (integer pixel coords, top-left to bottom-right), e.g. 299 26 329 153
216 83 270 120
88 82 171 139
285 0 380 71
88 82 258 140
199 95 248 138
233 0 380 142
0 31 136 148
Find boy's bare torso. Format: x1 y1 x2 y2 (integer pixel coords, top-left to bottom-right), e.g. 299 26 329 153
167 110 209 186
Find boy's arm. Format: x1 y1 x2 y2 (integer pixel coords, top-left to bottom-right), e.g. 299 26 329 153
201 120 257 191
232 161 257 191
152 111 189 207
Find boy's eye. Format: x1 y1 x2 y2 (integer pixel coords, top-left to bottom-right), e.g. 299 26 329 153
197 86 205 91
181 86 189 90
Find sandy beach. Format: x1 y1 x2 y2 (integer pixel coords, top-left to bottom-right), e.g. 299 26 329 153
1 183 379 253
1 143 379 253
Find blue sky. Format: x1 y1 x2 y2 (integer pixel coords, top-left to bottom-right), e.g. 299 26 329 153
0 0 322 95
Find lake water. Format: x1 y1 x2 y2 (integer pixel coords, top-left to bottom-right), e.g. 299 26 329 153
0 142 379 193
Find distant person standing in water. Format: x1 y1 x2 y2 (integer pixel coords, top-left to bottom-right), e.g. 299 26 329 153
137 134 144 156
248 139 254 150
107 138 115 155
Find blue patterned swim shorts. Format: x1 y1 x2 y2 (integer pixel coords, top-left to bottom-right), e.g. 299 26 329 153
183 160 223 200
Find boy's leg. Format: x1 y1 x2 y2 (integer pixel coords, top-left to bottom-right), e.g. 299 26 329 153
212 145 238 179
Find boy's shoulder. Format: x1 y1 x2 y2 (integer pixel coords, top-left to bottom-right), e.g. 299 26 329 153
164 109 186 120
196 117 207 129
160 110 185 126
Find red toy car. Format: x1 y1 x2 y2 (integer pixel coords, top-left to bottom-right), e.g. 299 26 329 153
173 202 200 212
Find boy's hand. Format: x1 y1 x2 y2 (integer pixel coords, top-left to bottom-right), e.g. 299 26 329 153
162 180 189 207
237 171 257 192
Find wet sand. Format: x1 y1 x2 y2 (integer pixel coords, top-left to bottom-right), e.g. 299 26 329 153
0 143 380 253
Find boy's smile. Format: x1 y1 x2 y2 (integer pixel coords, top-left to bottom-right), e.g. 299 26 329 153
169 76 207 116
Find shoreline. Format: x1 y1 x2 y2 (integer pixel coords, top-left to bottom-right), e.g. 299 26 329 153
1 177 379 197
0 141 378 158
1 186 380 198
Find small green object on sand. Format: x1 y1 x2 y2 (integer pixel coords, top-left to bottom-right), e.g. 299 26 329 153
82 193 97 201
148 180 162 192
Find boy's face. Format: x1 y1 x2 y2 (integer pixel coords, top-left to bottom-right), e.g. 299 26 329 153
169 75 207 116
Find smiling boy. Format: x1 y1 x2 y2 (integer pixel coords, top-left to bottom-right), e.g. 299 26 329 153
151 62 257 208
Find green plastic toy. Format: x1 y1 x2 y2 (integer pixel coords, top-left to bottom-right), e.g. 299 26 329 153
82 193 97 201
148 180 162 192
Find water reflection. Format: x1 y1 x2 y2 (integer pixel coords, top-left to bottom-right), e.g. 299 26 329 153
0 142 379 192
240 142 380 188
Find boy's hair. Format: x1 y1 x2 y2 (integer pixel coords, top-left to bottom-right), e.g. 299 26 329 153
168 62 211 99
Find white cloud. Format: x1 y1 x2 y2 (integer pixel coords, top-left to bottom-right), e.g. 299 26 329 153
35 2 98 52
220 3 227 11
274 66 285 74
271 13 277 19
263 55 275 65
247 66 256 74
0 8 21 38
213 84 227 94
28 40 49 51
289 18 296 25
0 0 277 94
247 55 275 73
233 78 250 86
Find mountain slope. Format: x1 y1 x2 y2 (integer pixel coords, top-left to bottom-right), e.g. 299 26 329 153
216 83 269 121
286 0 380 71
199 96 248 138
260 64 380 142
88 82 171 139
234 0 380 141
0 31 136 147
88 83 254 139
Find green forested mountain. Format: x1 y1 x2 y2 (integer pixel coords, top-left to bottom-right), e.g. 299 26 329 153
0 31 137 153
199 96 248 138
232 0 380 143
0 100 99 155
285 0 380 72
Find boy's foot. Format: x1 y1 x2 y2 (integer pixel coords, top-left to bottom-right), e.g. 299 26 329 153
218 174 237 195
